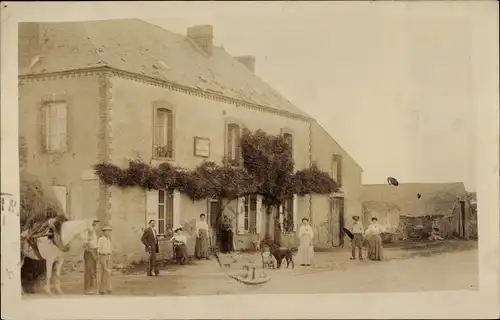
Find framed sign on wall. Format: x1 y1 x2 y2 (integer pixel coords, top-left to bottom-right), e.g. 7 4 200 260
194 137 210 158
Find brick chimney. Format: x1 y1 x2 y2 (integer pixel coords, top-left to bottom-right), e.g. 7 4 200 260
18 22 41 71
235 56 255 73
187 25 214 56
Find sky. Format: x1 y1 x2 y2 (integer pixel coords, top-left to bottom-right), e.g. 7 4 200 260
145 3 478 191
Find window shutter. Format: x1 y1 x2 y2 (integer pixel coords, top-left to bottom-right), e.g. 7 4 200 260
146 190 158 227
278 205 284 231
293 194 298 232
38 103 47 153
256 195 263 234
173 190 181 229
59 102 68 152
51 186 67 215
167 110 173 157
235 126 241 160
227 126 233 160
337 155 343 186
236 196 245 234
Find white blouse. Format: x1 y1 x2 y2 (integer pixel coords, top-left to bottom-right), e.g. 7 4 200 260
298 225 314 239
196 220 209 235
364 223 386 237
171 234 187 245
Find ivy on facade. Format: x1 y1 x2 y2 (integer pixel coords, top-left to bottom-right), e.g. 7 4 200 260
93 129 339 205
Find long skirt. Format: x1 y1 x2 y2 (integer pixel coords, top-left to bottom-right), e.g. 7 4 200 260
83 248 98 294
221 229 234 253
174 243 188 263
296 235 314 266
367 234 384 261
195 229 210 259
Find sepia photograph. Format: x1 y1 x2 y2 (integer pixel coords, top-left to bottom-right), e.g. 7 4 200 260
1 1 499 319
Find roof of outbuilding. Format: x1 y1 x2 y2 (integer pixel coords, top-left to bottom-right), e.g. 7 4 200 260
361 182 468 217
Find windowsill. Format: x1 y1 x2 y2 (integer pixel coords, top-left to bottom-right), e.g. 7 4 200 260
151 157 175 165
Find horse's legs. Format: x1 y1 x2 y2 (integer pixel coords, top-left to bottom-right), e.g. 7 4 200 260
53 258 64 294
43 258 54 295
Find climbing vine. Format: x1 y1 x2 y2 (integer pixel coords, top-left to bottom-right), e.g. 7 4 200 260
93 129 339 210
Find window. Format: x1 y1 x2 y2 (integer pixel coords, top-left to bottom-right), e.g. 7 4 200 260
154 107 173 158
283 132 293 155
227 123 241 165
283 197 294 233
331 154 343 185
244 195 258 233
44 101 67 152
158 189 174 236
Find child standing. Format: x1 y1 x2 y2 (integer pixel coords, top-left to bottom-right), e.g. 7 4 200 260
97 225 113 294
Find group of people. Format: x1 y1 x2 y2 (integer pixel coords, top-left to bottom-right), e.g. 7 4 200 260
139 213 215 276
83 219 113 295
350 215 386 261
294 214 387 267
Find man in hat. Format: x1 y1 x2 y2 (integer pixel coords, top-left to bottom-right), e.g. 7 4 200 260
84 218 100 294
97 224 113 294
350 215 365 260
141 220 160 276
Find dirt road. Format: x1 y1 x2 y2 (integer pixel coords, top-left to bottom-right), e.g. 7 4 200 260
38 246 477 297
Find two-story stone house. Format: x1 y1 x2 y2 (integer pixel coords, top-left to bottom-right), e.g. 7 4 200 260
18 19 362 262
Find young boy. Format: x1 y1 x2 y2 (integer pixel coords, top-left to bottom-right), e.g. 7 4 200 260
350 215 364 260
171 226 188 264
97 225 113 294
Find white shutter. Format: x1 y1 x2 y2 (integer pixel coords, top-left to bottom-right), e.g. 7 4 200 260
256 195 263 235
146 190 158 227
173 190 181 229
236 196 245 234
293 194 298 232
278 205 284 231
50 186 67 215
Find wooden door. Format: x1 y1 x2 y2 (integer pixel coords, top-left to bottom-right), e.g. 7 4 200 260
208 198 221 250
330 197 345 247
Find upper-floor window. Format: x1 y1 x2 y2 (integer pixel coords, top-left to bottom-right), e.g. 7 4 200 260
332 154 343 185
154 107 173 159
283 132 293 155
227 123 241 166
158 189 174 236
244 195 258 234
44 101 67 152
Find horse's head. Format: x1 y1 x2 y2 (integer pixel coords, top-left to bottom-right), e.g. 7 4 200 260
60 219 97 248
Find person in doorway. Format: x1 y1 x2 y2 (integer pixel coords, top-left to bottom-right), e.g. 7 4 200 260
296 217 315 266
84 218 100 294
350 215 365 260
97 224 113 294
171 226 188 264
195 213 210 259
140 220 160 276
364 217 386 261
220 215 234 253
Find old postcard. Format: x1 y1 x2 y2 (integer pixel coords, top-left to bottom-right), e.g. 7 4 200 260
1 1 499 319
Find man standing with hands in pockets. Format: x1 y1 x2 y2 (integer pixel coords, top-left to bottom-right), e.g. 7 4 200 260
350 215 365 260
141 220 160 276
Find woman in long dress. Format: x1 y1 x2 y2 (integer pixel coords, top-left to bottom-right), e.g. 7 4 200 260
220 215 234 253
365 217 386 261
195 213 210 259
297 217 314 266
171 226 188 264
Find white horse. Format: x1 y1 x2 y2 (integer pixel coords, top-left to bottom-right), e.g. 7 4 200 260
21 219 94 295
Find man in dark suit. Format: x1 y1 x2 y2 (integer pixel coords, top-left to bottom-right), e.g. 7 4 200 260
141 220 159 276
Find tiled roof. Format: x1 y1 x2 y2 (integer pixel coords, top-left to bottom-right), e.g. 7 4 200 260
361 182 468 217
21 19 311 119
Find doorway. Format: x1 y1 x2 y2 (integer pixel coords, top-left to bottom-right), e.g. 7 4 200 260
330 197 345 247
459 201 466 238
208 197 221 250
